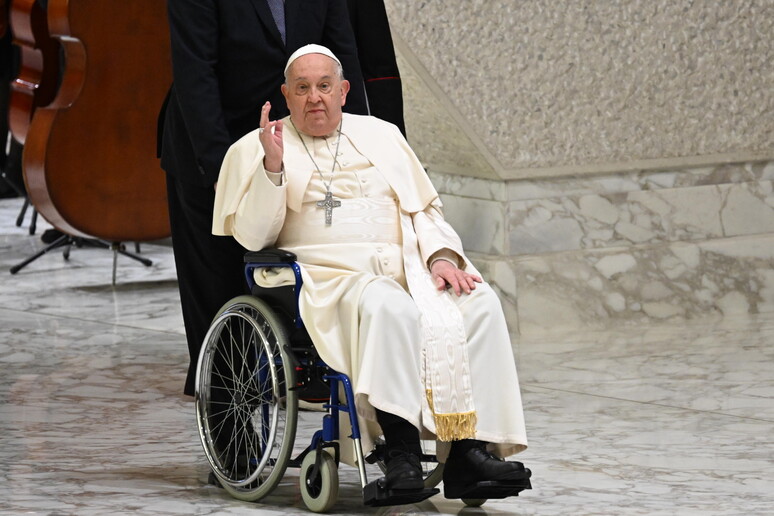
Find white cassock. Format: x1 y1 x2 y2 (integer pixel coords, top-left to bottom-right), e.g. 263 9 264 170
213 113 527 464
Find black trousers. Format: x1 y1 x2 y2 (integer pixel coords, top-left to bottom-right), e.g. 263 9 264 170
166 172 248 395
1 73 24 198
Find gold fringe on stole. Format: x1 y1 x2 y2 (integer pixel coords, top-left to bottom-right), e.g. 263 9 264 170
426 389 477 441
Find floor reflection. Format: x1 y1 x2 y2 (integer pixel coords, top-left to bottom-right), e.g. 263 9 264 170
1 198 772 515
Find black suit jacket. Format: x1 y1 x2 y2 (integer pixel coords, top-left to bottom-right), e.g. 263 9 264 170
159 0 368 187
347 0 405 135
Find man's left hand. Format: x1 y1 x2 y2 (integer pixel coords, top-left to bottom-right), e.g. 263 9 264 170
430 260 482 296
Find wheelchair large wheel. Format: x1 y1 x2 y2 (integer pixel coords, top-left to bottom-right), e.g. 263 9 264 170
195 295 298 502
424 462 444 488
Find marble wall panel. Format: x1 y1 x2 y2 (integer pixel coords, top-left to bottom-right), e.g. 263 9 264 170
434 160 774 332
439 193 505 256
497 234 774 334
435 161 773 201
440 161 772 199
429 171 507 202
429 161 774 256
508 179 774 255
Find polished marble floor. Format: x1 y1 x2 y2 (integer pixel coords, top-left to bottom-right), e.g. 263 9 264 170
1 197 772 515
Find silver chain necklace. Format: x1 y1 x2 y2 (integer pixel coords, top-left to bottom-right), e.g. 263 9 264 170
291 119 343 225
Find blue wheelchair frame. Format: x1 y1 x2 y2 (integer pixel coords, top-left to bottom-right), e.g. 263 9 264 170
243 252 371 490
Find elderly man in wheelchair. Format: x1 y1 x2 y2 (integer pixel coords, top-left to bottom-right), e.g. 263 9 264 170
198 44 532 512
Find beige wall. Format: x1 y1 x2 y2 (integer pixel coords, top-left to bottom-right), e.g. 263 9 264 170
384 0 773 180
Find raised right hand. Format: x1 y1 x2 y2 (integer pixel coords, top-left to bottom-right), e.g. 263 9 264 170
259 101 284 173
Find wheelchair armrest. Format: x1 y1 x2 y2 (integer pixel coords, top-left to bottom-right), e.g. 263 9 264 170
244 248 297 264
243 248 304 329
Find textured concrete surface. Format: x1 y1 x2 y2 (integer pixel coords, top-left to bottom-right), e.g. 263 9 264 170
386 0 773 178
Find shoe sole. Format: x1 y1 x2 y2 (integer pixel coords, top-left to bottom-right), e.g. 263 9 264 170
444 478 532 499
363 481 439 507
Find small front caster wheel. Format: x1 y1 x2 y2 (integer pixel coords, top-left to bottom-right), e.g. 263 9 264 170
300 450 339 513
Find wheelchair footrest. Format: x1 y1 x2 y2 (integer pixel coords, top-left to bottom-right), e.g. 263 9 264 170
363 479 439 507
443 478 532 500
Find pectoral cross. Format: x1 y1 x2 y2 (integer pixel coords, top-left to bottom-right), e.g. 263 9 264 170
317 190 341 225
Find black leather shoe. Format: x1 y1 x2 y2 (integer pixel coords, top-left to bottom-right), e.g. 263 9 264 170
383 450 424 490
41 228 64 244
443 444 531 499
364 450 439 507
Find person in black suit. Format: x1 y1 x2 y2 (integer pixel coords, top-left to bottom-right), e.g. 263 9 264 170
1 1 23 199
159 0 401 397
347 0 405 136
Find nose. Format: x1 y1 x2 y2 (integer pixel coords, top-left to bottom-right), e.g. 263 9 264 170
307 87 322 103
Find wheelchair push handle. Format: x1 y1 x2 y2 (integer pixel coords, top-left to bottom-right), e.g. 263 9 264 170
243 248 297 264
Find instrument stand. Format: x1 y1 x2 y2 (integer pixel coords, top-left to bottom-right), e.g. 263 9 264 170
9 234 152 285
1 170 38 235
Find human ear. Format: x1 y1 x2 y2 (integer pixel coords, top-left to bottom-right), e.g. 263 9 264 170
281 83 289 104
340 80 350 106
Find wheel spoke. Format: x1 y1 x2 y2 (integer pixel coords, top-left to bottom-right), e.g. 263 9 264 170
196 299 297 500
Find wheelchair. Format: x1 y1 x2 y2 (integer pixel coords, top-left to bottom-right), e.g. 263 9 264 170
194 249 523 512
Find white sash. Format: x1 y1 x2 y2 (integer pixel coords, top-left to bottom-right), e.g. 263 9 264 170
399 210 477 441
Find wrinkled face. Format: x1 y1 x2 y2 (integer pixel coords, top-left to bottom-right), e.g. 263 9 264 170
282 53 350 137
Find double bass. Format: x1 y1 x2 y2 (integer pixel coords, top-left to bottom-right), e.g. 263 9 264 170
22 0 171 242
8 0 60 144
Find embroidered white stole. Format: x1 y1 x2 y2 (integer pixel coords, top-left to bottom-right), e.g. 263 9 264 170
399 210 477 440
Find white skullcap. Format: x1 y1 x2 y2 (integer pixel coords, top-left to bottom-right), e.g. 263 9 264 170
284 44 342 75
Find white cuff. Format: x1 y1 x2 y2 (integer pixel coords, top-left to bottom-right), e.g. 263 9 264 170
429 256 458 270
265 167 285 186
